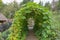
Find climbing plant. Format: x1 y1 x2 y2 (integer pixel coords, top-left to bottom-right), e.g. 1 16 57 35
6 2 57 40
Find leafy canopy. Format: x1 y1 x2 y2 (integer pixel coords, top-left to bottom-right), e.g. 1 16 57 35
7 2 57 40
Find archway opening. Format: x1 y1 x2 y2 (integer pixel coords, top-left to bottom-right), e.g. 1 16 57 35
27 17 35 30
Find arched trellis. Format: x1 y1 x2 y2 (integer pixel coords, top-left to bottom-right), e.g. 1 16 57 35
7 2 57 40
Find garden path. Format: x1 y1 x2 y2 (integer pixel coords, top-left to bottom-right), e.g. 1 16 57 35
26 30 38 40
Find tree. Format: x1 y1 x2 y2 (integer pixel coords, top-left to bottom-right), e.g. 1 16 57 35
0 0 2 9
45 2 51 10
56 0 60 10
39 1 43 6
0 0 4 12
20 0 33 6
1 1 19 18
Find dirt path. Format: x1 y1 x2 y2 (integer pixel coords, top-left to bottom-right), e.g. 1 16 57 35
26 30 38 40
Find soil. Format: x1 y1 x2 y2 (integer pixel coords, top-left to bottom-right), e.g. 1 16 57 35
26 30 38 40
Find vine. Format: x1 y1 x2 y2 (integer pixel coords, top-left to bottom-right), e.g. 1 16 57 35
6 2 57 40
